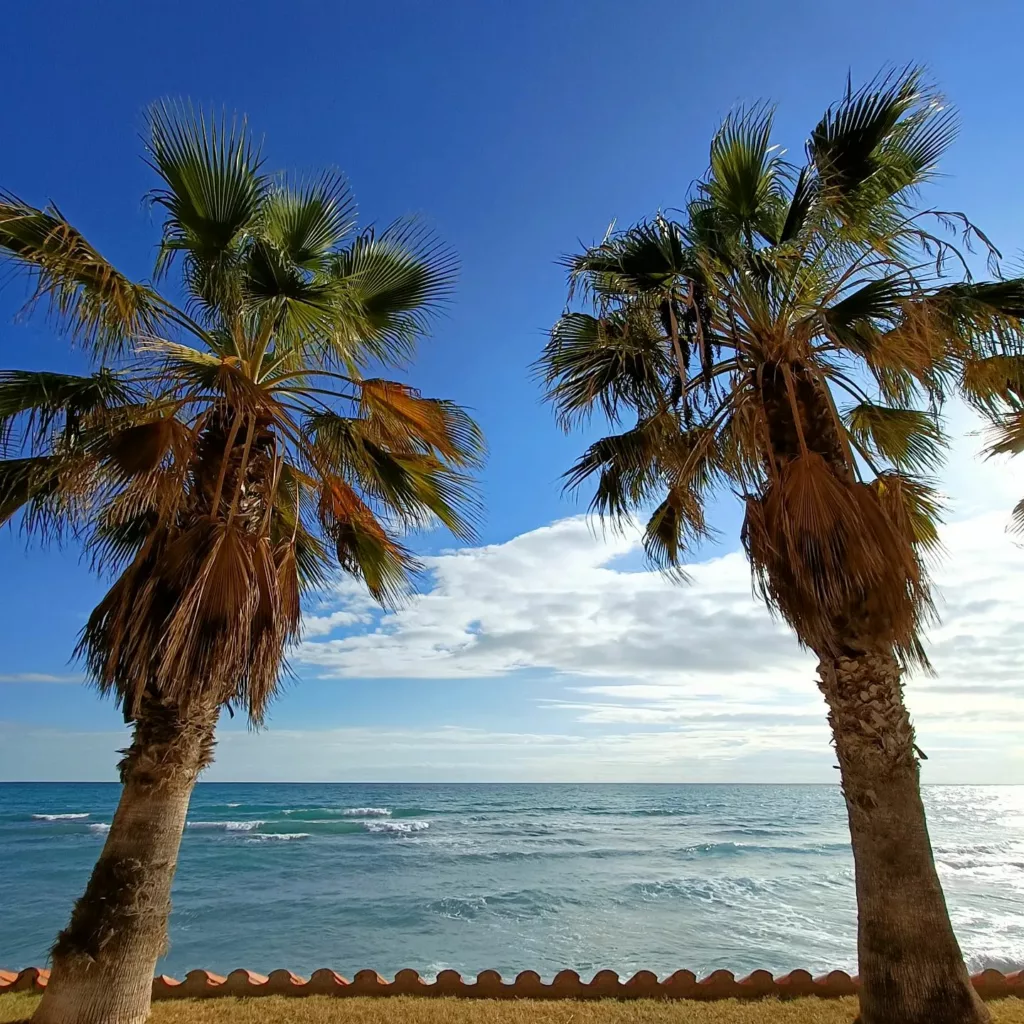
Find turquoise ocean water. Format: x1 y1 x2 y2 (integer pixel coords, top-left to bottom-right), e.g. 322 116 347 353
1 783 1022 979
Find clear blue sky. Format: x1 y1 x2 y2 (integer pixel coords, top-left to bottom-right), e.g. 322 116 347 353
3 0 1024 782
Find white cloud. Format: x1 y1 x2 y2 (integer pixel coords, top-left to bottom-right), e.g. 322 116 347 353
7 406 1022 783
290 405 1024 782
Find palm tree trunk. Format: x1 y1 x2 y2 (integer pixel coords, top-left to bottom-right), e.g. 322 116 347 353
817 645 989 1024
32 697 218 1024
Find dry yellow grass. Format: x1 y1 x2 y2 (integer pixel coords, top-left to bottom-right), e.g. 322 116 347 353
2 996 1024 1024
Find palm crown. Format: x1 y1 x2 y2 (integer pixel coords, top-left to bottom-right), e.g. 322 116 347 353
539 68 1024 664
0 103 483 724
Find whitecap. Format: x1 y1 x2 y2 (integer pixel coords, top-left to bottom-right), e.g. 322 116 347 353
186 820 263 832
343 807 391 817
32 813 89 821
89 823 111 834
246 832 311 842
364 820 429 834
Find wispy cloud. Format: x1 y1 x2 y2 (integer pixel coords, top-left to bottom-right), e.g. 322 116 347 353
0 673 82 683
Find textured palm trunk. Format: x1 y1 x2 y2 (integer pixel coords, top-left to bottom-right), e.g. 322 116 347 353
752 361 987 1023
817 645 989 1024
32 698 218 1024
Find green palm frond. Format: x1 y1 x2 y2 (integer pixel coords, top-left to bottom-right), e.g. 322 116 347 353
643 485 711 573
703 103 788 243
0 368 137 454
261 172 357 268
961 354 1024 413
147 101 267 274
328 220 458 367
563 410 690 522
843 402 946 473
565 217 691 302
0 195 170 356
778 166 815 244
538 311 670 427
824 275 908 337
809 66 949 209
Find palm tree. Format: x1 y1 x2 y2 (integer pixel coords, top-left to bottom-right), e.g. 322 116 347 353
538 69 1024 1024
0 104 482 1024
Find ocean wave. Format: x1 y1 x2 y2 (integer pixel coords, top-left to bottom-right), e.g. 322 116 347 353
88 823 110 834
186 820 264 832
283 806 393 818
32 813 89 821
246 832 311 842
364 820 429 834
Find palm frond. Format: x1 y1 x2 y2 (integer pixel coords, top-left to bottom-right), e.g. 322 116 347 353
327 220 458 367
870 471 944 556
778 166 814 244
261 172 357 268
147 101 267 272
809 66 948 209
983 410 1024 457
643 484 711 573
317 475 420 606
1010 496 1024 536
307 407 480 542
704 103 788 243
356 379 485 467
536 310 671 428
961 354 1024 414
0 368 137 454
843 401 946 472
0 194 170 356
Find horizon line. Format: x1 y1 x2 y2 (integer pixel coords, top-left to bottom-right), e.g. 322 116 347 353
1 779 1018 786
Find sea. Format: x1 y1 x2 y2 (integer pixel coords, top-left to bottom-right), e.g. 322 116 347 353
1 783 1022 980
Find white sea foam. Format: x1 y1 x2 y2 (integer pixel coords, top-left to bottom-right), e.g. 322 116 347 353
246 832 311 842
186 820 263 832
363 820 429 834
32 813 89 821
283 806 392 817
88 823 111 834
226 802 241 808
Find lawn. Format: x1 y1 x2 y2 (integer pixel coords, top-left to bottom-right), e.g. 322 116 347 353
3 996 1024 1024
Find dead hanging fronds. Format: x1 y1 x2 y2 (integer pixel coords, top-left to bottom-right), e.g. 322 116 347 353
79 518 301 726
741 451 933 666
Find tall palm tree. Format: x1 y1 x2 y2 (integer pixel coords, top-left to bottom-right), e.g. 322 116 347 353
0 105 482 1024
538 69 1024 1024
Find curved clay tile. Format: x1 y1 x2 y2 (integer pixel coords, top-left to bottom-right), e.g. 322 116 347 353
1 966 1022 1001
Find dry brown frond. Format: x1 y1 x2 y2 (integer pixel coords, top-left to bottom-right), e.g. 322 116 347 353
742 452 930 662
80 516 299 724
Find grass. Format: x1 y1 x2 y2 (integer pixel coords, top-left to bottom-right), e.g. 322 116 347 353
3 996 1024 1024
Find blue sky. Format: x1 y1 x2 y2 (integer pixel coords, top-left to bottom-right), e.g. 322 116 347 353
3 0 1024 782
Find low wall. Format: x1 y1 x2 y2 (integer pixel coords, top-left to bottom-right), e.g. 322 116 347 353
3 967 1023 1001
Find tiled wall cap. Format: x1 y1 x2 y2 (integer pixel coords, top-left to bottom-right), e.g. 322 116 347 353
2 967 1022 1001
